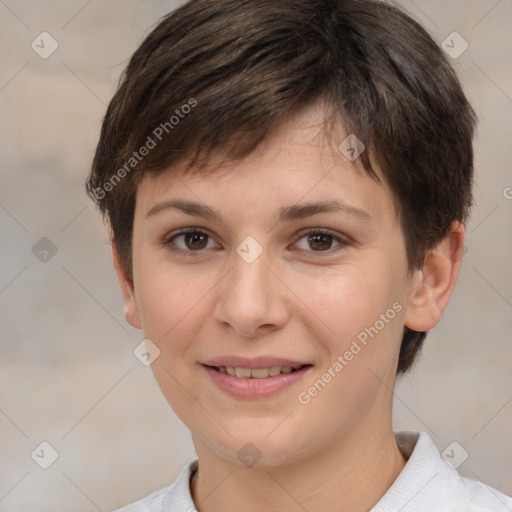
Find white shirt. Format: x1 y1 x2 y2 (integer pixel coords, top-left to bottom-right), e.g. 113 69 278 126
114 431 512 511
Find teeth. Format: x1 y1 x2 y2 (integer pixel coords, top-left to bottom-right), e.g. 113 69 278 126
269 366 282 376
251 368 270 379
219 366 300 378
235 367 252 378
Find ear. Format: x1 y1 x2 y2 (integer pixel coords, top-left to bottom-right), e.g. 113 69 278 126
111 241 142 329
404 221 465 332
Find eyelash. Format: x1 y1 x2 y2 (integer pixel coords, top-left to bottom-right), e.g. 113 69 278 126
162 227 350 257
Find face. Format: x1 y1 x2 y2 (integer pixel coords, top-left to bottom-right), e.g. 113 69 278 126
118 105 427 467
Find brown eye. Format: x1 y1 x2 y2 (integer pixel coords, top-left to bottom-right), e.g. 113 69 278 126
294 229 348 253
166 229 218 252
307 233 334 251
183 231 209 250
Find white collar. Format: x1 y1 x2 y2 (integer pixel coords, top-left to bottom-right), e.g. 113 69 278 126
119 431 512 511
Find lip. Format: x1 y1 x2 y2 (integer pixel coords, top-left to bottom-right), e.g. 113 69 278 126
202 356 308 369
201 361 313 400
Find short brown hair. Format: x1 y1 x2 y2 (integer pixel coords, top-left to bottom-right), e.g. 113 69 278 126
86 0 477 375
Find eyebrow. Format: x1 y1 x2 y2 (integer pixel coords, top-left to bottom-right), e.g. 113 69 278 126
145 199 372 223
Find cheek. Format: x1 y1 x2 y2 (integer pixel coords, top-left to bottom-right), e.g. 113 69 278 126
294 271 404 431
289 260 407 399
134 260 219 355
292 261 401 340
133 264 214 421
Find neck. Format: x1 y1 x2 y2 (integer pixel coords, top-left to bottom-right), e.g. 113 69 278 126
190 414 406 512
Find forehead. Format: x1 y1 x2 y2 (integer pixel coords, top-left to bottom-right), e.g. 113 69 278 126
134 104 395 225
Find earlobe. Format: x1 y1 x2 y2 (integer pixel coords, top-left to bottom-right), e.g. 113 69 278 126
111 241 142 329
404 222 465 332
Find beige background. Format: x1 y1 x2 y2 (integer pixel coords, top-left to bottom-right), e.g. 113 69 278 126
0 1 511 511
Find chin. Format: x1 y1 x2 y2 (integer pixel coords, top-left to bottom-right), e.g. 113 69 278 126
202 426 310 469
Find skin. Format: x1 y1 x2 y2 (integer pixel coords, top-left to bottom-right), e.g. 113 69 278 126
113 103 465 512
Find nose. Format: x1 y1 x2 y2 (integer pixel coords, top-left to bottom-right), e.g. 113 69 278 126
213 249 290 338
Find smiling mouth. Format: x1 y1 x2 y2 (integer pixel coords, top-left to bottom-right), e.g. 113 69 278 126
207 364 310 378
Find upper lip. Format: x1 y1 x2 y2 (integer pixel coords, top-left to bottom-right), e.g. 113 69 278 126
202 356 310 369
